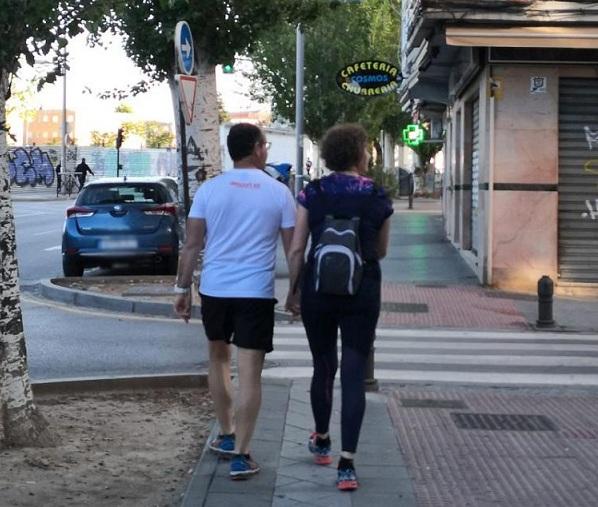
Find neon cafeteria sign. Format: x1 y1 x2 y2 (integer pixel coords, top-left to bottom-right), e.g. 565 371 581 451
336 60 402 97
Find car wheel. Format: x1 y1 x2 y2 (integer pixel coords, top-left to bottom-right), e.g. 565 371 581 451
63 255 84 277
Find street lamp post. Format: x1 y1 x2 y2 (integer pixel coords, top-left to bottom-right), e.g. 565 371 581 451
61 57 67 179
294 24 305 198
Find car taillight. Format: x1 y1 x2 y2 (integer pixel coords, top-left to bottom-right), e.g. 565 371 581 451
143 204 177 216
67 206 95 218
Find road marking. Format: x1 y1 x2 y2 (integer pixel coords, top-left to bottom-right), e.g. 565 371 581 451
43 245 62 251
268 350 598 367
272 325 598 341
262 367 598 385
34 230 61 236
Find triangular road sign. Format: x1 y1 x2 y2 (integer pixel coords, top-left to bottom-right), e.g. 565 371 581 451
176 74 197 125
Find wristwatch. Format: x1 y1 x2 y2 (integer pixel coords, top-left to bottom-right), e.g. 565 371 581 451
173 284 191 294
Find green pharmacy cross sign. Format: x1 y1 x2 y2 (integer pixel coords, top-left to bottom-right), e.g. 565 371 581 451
403 124 425 147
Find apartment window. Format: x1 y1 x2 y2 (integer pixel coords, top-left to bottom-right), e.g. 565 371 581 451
52 115 58 123
43 115 49 122
43 132 49 138
67 115 74 123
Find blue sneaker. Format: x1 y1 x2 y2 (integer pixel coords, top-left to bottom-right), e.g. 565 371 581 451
208 433 235 456
308 432 333 465
229 454 260 480
337 467 358 491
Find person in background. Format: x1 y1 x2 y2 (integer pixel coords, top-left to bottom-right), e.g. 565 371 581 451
75 158 94 190
55 163 62 197
286 123 393 491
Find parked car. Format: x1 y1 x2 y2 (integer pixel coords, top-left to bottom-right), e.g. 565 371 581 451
62 177 183 276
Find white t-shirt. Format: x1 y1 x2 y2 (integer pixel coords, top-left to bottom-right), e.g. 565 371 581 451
189 168 296 298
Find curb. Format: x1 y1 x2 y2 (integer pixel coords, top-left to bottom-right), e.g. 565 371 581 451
31 373 208 395
38 278 294 321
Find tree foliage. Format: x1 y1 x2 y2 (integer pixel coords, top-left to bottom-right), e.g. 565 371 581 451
104 0 329 94
245 0 409 141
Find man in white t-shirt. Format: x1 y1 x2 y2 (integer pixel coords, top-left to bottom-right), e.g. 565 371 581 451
174 123 296 480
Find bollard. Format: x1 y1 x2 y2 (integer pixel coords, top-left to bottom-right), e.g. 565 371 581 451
364 341 379 392
536 275 555 328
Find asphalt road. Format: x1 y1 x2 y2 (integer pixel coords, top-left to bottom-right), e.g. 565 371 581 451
14 199 72 283
13 199 210 381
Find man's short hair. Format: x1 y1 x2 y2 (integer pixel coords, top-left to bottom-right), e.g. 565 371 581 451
227 123 263 162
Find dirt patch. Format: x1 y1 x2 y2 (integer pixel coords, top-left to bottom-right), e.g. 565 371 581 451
0 388 213 507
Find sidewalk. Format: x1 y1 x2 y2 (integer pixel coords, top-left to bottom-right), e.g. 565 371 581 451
182 379 417 507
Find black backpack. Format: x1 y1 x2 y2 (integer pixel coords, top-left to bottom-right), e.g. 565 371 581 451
313 214 363 295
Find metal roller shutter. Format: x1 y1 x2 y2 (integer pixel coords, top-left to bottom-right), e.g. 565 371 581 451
471 98 480 255
558 78 598 282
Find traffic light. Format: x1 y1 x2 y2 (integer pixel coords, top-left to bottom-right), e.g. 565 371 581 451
116 128 124 149
222 63 234 74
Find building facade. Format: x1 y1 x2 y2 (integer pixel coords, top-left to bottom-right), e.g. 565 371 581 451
25 109 76 146
401 0 598 291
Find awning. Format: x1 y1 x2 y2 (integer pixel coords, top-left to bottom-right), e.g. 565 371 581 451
446 26 598 49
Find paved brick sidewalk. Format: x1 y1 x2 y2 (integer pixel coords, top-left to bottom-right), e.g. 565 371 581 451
379 283 529 329
387 386 598 507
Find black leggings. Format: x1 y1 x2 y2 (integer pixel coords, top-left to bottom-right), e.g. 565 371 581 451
301 269 380 454
309 343 368 453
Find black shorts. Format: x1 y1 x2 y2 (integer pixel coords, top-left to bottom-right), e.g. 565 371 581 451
199 293 276 353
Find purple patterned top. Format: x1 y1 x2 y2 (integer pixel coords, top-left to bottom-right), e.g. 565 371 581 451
298 172 393 262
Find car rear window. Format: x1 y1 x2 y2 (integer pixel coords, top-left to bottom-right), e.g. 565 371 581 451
79 184 169 205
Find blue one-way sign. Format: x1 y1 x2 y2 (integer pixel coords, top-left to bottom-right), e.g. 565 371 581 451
175 21 195 75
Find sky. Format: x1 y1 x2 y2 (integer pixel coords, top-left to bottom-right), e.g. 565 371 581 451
11 32 265 127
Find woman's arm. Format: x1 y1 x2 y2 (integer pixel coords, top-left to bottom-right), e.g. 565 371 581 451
377 216 391 259
285 205 309 314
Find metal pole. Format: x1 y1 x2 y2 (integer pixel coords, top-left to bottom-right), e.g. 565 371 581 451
179 105 191 216
61 56 67 179
116 147 120 177
294 24 304 198
364 342 378 392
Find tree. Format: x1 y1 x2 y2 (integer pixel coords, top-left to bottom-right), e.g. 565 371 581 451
90 130 117 147
108 0 327 195
121 120 174 148
245 0 408 143
0 0 107 448
114 102 133 113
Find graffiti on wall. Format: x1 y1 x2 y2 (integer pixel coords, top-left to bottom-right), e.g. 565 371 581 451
581 126 598 219
584 126 598 151
8 147 56 187
187 135 211 183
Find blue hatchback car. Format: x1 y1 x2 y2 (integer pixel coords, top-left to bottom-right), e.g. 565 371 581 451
62 177 183 277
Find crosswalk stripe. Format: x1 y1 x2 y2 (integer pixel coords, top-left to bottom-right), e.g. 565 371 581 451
269 327 598 386
273 338 598 352
262 368 598 386
268 350 598 367
273 326 598 341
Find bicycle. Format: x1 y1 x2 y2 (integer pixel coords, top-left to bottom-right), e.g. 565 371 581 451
60 172 80 198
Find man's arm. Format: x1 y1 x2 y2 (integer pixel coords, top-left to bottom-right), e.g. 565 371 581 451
173 218 206 322
286 206 309 314
176 218 206 288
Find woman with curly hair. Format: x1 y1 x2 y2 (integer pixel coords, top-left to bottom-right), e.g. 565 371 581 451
286 123 393 491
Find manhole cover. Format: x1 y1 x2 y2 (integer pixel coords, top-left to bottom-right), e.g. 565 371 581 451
451 413 557 432
381 302 428 313
400 398 468 409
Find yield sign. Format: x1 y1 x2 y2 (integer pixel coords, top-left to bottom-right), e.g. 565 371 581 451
176 74 197 125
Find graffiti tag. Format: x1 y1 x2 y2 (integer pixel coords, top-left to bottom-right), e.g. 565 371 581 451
582 199 598 220
584 126 598 151
8 147 55 187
